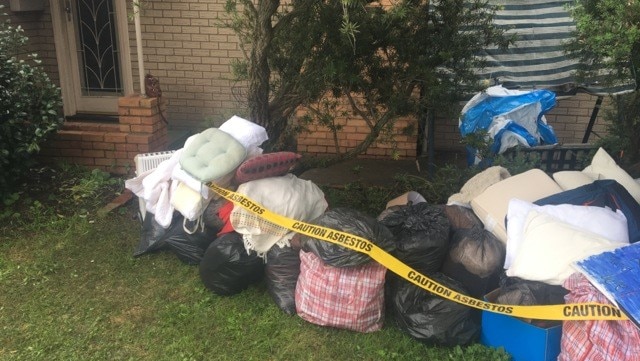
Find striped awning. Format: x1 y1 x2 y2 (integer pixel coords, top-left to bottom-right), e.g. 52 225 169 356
477 0 636 95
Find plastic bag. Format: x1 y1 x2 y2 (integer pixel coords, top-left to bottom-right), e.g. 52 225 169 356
265 245 301 315
386 272 480 346
199 232 264 296
440 204 484 231
135 210 217 265
300 208 396 268
201 197 228 233
441 226 505 298
496 275 568 307
296 250 386 333
379 203 450 274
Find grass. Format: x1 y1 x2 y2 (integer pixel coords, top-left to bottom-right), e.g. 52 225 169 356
0 163 511 361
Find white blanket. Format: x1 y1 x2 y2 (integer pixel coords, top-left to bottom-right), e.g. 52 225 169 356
125 149 182 228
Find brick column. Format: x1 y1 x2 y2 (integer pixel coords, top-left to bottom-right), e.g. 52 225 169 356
40 94 168 175
118 94 168 154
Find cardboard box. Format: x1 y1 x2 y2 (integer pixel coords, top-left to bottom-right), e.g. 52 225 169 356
385 191 426 209
481 289 562 361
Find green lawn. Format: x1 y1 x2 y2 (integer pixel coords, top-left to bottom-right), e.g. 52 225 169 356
0 165 509 361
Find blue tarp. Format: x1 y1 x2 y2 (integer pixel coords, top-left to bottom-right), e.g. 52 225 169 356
459 85 558 164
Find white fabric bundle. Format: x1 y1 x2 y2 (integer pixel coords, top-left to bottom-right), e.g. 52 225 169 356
125 149 182 228
230 174 328 256
505 198 629 270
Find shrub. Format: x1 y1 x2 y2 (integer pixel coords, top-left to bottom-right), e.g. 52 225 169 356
0 7 63 195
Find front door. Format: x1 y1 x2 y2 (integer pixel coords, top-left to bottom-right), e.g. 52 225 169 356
51 0 133 116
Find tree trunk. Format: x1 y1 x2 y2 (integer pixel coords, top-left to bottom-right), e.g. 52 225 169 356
248 0 280 134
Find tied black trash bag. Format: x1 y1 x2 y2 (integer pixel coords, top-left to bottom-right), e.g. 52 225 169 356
379 203 450 274
265 245 301 315
439 204 484 231
201 197 228 234
495 275 568 328
300 208 396 268
496 275 568 307
441 225 505 299
135 211 217 265
199 232 264 296
387 272 480 346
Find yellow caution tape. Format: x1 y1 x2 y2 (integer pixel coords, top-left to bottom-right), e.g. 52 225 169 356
206 182 628 322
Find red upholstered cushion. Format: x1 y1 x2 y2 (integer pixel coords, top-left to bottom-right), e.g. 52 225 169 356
234 152 301 183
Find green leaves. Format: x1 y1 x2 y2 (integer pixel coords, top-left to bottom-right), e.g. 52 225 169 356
566 0 640 164
0 8 63 196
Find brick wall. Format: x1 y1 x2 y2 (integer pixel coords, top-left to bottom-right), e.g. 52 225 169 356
131 0 245 129
297 115 418 159
5 0 613 163
40 96 168 175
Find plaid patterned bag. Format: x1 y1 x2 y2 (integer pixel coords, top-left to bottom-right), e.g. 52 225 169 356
295 250 386 333
558 273 640 361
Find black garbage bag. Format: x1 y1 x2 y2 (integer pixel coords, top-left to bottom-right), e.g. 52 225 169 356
265 245 301 315
201 197 228 233
440 204 484 231
376 205 404 222
199 232 265 296
441 226 505 299
494 275 568 328
300 208 396 268
379 203 450 274
496 275 568 306
387 272 480 346
135 211 217 265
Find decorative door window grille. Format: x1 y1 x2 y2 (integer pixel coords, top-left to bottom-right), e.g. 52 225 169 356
74 0 123 96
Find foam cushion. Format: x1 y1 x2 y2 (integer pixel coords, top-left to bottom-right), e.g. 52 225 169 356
583 147 640 203
506 211 625 285
552 170 597 191
505 198 629 269
235 152 301 183
179 128 247 182
470 168 562 243
171 181 210 221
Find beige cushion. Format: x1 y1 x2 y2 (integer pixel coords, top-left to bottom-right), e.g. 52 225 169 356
552 170 596 191
583 147 640 203
506 211 625 285
470 168 562 243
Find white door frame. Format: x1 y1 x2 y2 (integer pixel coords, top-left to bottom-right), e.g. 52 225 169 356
50 0 133 116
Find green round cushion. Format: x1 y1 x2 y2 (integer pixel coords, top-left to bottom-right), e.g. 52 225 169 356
180 128 247 182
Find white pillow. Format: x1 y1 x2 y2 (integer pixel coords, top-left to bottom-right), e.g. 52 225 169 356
506 211 625 285
219 115 269 157
583 147 640 203
552 170 597 191
470 168 562 244
505 198 629 269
